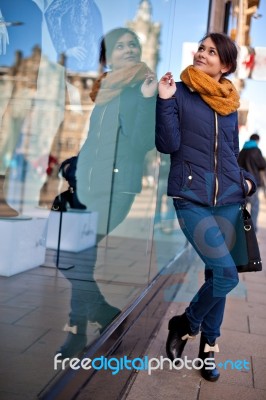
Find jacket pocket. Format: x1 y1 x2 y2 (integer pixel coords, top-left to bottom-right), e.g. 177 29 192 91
181 161 193 190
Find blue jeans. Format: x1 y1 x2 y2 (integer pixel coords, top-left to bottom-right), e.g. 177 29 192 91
173 199 241 343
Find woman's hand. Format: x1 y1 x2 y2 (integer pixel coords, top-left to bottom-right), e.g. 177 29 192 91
141 72 158 98
158 72 176 99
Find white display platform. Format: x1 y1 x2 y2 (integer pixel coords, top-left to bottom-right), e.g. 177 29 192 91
46 210 98 252
23 206 50 219
0 217 47 277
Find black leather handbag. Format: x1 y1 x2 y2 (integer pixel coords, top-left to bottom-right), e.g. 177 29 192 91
236 206 262 273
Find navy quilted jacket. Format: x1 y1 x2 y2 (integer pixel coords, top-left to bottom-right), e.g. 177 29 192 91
76 83 156 201
155 82 256 206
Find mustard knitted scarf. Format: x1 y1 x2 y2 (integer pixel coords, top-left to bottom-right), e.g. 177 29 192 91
90 62 151 104
180 65 240 116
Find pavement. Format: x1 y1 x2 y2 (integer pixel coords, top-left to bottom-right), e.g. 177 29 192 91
122 192 266 400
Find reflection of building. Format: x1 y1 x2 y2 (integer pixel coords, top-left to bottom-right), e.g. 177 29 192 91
127 0 160 72
208 0 260 45
208 0 261 127
0 47 96 166
0 45 66 210
52 71 95 162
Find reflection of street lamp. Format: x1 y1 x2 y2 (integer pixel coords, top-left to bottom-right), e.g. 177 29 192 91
0 21 23 27
252 13 262 19
0 16 24 55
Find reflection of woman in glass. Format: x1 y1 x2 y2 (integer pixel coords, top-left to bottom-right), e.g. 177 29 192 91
76 27 157 235
57 27 157 358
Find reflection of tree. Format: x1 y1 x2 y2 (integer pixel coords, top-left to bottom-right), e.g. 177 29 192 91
44 0 103 71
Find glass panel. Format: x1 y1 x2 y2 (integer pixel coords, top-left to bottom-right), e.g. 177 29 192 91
0 0 209 398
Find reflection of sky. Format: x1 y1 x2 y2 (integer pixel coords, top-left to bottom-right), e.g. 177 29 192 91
1 0 264 75
0 0 42 66
240 0 266 155
0 0 209 76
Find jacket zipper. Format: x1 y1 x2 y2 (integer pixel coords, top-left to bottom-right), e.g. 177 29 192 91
213 112 219 206
185 161 193 187
97 104 107 139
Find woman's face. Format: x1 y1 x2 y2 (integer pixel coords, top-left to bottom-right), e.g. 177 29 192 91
193 37 229 81
108 33 141 70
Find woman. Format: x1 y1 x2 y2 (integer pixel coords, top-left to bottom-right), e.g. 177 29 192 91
58 27 157 358
76 27 157 235
156 33 256 381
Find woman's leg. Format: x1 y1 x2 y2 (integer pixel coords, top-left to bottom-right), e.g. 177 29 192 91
56 193 135 357
171 200 241 338
200 268 226 343
166 200 241 380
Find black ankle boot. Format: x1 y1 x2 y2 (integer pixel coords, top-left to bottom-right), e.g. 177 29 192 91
51 192 68 211
51 187 86 212
166 313 196 361
67 186 87 210
198 334 220 382
56 321 87 358
93 304 121 334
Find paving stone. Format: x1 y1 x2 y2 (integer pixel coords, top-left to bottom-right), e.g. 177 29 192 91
249 316 266 335
125 369 200 400
199 381 266 400
253 356 266 390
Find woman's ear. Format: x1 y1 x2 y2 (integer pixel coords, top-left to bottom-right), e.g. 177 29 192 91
221 64 231 74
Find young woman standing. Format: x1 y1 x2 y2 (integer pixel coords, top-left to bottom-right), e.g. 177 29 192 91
156 33 256 381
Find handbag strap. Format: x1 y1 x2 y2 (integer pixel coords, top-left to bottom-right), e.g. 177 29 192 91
242 206 250 219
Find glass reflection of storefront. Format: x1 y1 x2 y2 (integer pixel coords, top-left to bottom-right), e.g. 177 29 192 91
0 1 208 399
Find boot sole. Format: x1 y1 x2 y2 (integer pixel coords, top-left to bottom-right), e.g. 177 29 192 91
201 371 220 382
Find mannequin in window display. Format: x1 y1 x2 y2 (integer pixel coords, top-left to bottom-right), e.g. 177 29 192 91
34 0 104 207
56 27 157 358
0 3 63 216
43 0 103 72
0 8 9 55
0 49 65 216
0 7 19 217
0 1 103 216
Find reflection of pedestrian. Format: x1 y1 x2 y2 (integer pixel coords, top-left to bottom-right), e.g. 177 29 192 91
57 27 157 358
156 33 257 382
154 153 175 230
238 133 266 231
242 47 255 79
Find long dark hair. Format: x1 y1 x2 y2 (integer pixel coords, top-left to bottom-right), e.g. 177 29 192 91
99 27 142 67
200 32 238 76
